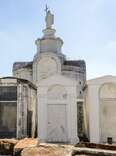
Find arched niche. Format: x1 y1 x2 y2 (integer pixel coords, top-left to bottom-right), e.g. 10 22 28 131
99 83 116 143
47 85 67 100
100 83 116 99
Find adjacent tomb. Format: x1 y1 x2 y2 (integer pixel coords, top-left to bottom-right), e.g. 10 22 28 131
0 77 37 139
85 75 116 143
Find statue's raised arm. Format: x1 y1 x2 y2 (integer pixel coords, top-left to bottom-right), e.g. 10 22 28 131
45 10 54 29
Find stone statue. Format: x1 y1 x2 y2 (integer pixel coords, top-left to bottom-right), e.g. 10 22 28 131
45 10 54 29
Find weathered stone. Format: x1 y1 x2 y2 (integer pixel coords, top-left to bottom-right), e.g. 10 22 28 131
75 142 116 151
0 139 18 155
14 138 37 156
21 144 72 156
1 139 116 156
21 143 116 156
72 147 116 156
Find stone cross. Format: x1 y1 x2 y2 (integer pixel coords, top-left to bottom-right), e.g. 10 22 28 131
45 4 49 14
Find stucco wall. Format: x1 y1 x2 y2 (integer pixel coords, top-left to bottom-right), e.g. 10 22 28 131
37 74 79 144
86 76 116 143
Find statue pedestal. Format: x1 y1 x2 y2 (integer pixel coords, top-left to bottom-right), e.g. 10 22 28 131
43 28 56 38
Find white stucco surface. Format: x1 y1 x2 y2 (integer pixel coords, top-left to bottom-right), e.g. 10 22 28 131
86 75 116 143
37 74 79 144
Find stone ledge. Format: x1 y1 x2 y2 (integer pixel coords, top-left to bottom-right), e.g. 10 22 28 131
72 147 116 156
21 143 116 156
21 144 116 156
1 139 116 156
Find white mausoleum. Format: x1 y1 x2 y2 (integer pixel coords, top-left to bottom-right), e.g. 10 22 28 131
85 75 116 143
12 9 116 145
13 10 86 144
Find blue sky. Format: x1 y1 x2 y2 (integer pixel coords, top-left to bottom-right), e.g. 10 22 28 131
0 0 116 79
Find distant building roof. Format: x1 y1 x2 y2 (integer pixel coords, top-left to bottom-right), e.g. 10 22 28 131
13 60 86 72
13 62 32 71
64 60 86 69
